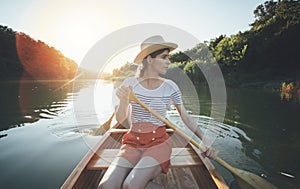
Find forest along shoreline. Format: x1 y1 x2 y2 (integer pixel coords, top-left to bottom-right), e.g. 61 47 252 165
0 1 299 97
101 1 299 91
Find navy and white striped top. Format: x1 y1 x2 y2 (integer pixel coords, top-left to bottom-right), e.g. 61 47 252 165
115 77 183 126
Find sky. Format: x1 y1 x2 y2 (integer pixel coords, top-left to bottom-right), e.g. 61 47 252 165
0 0 266 72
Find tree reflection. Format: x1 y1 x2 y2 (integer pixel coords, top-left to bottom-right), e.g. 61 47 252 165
280 81 300 102
0 74 78 135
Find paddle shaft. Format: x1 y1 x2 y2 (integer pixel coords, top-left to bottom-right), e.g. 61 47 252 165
129 92 278 189
129 92 219 158
93 112 115 135
132 94 234 169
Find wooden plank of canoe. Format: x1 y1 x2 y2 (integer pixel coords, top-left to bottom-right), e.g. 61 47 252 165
155 166 218 189
62 126 229 189
60 130 113 189
109 128 175 134
155 169 178 189
190 144 229 189
87 148 202 170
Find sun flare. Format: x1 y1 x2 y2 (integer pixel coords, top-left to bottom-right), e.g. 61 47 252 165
50 10 110 62
28 1 127 65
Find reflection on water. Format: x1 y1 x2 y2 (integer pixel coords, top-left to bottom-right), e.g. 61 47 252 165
169 82 299 188
279 81 300 102
0 79 299 188
46 80 115 139
0 79 89 136
203 86 299 188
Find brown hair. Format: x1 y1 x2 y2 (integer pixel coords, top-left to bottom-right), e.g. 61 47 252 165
137 48 170 77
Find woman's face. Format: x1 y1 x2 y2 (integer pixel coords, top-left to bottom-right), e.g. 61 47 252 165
150 49 171 75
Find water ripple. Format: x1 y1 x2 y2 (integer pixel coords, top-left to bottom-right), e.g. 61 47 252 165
167 111 252 143
47 120 100 139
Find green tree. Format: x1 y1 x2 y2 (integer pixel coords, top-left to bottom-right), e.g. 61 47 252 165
169 51 191 63
212 33 247 67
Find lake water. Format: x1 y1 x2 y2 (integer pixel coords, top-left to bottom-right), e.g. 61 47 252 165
0 80 299 189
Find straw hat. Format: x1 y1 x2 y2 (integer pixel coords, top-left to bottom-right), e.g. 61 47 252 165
134 35 178 64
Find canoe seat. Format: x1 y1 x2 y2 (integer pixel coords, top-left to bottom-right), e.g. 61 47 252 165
109 128 175 134
87 148 201 170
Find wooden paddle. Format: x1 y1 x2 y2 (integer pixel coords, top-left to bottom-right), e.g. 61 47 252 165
92 113 115 135
129 91 278 189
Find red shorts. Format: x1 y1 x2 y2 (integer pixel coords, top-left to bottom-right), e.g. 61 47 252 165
117 122 172 174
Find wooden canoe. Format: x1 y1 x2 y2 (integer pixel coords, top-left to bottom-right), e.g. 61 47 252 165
61 124 229 189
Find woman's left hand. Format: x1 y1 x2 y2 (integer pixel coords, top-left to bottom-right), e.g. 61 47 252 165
202 147 218 160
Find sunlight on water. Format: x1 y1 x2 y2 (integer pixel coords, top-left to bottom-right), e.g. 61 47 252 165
46 80 115 140
1 80 297 188
94 80 115 119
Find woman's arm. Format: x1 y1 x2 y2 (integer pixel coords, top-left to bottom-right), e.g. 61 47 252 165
115 86 132 128
174 104 218 159
174 104 205 140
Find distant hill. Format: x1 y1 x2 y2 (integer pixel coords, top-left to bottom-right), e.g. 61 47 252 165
0 25 78 80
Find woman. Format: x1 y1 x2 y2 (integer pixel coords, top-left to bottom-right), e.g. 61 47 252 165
98 35 217 189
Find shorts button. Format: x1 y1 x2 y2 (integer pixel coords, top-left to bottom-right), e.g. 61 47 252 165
136 136 140 140
152 130 156 134
138 129 141 132
152 137 155 141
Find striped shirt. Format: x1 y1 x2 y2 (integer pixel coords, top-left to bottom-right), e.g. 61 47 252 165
115 77 183 126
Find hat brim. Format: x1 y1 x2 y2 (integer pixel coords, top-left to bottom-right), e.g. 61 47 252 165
134 43 177 64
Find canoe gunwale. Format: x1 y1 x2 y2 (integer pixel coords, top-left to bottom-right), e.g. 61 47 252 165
60 128 116 189
61 125 229 189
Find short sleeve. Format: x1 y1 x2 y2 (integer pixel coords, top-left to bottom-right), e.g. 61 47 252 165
168 80 183 105
171 90 182 105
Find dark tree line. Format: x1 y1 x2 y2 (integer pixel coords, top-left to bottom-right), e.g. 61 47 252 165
88 1 300 87
0 25 24 79
0 26 81 130
0 25 78 80
172 0 300 86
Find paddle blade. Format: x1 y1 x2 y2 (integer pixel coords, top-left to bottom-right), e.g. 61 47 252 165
234 168 278 189
92 113 114 136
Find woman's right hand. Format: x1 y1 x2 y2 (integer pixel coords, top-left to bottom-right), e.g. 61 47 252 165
202 147 218 160
116 86 132 103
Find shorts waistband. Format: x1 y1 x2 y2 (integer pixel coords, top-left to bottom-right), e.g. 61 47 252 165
130 122 166 134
